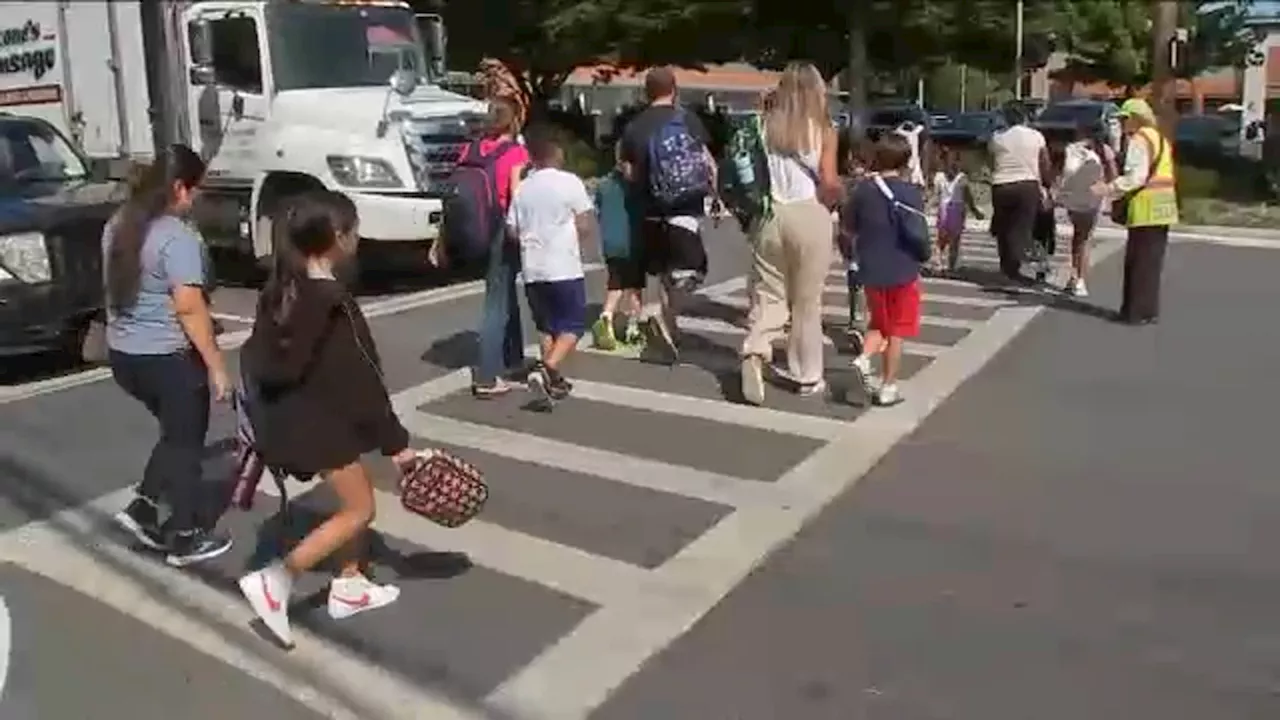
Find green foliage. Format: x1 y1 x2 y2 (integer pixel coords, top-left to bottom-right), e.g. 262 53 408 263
1050 0 1263 89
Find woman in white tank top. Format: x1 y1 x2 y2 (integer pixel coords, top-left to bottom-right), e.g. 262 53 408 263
740 63 841 406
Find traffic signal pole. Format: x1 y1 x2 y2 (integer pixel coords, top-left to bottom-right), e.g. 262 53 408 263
1014 0 1024 99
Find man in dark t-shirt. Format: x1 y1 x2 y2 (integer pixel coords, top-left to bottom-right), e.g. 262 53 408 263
618 66 716 363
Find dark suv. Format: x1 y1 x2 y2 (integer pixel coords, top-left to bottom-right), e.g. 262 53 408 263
0 114 124 357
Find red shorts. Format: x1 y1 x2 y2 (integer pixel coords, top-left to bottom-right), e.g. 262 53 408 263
865 280 921 337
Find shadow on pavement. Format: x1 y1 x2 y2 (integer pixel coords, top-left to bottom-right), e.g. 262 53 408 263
0 445 506 719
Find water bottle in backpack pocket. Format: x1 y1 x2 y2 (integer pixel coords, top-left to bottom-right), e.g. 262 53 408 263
648 110 712 212
441 139 517 265
717 114 772 232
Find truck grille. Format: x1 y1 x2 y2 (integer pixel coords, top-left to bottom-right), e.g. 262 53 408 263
401 115 483 193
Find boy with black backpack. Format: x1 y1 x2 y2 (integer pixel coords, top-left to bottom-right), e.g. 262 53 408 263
619 67 716 365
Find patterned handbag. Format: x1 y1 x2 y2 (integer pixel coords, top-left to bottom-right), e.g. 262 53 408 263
399 450 488 527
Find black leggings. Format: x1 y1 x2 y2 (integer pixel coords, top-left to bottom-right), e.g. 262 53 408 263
110 349 212 532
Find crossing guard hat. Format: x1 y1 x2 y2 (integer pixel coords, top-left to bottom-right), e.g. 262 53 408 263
1117 98 1156 123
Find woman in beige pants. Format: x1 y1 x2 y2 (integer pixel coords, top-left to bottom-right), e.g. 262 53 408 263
740 63 841 405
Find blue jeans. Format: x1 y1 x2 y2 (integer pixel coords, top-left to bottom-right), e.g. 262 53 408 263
473 239 525 385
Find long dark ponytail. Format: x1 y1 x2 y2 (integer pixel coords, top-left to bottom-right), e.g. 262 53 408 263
106 144 206 311
260 189 357 336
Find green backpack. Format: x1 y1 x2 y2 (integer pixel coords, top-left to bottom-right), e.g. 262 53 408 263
717 114 772 232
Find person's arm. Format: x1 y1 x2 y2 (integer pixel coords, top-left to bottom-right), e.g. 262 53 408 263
964 180 984 218
507 145 530 201
1110 133 1151 194
571 178 599 249
619 123 639 182
164 228 226 386
816 125 841 209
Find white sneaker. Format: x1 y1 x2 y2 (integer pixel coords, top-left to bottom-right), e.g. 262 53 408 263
1071 278 1088 297
850 355 872 393
741 355 765 405
239 564 293 646
874 384 904 407
327 574 401 620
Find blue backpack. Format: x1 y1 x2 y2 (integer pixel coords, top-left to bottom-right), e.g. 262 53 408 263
441 139 516 264
647 110 712 211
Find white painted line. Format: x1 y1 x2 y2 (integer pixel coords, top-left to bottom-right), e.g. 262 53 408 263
921 292 1011 309
399 410 790 510
0 516 487 720
486 234 1130 720
369 488 653 606
0 266 605 407
658 316 948 357
567 379 849 441
1172 233 1280 250
0 594 8 702
211 312 254 324
712 295 980 330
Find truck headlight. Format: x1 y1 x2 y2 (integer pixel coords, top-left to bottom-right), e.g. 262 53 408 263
326 156 402 188
0 232 51 284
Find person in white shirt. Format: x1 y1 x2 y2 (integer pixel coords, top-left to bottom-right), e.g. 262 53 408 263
505 129 598 408
1059 123 1116 296
988 103 1052 282
894 121 926 186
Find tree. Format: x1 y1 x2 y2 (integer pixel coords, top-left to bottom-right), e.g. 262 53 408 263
430 0 736 116
1049 0 1263 91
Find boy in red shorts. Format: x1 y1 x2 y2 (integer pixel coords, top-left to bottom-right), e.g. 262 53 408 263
841 133 925 406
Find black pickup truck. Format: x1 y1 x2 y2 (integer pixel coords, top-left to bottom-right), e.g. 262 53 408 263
0 113 124 357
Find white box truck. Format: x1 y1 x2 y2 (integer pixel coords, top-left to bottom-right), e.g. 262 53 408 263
0 0 487 269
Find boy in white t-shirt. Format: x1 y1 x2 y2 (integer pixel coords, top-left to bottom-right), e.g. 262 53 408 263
506 129 598 408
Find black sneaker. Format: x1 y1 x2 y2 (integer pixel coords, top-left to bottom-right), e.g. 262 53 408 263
640 316 678 365
165 529 232 567
114 496 167 551
526 363 554 410
547 373 573 400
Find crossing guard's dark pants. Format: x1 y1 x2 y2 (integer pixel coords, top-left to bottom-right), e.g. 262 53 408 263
1120 224 1171 322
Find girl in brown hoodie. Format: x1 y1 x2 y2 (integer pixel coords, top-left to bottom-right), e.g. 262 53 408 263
237 190 418 647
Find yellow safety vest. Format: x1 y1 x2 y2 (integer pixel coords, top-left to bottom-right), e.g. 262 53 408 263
1126 126 1178 227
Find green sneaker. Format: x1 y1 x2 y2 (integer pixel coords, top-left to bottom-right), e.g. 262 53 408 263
591 315 618 350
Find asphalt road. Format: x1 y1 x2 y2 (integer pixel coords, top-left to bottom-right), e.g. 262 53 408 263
1 222 1277 719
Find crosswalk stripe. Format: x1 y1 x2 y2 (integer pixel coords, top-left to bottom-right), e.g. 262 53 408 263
638 316 948 358
0 490 487 720
567 379 849 440
712 295 980 329
368 487 654 606
399 410 793 510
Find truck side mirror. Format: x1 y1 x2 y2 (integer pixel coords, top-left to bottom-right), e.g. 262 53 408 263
417 14 446 79
190 66 215 86
189 19 214 66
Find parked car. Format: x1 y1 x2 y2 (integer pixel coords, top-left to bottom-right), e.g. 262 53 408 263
1176 114 1241 162
0 113 124 357
864 103 933 141
931 111 1007 146
1033 99 1120 146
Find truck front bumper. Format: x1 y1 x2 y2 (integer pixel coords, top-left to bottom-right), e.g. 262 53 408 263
348 191 445 243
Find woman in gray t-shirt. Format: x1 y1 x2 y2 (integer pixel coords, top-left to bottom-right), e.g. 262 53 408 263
104 144 231 567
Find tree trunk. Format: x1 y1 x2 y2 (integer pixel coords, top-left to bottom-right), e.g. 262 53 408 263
1150 0 1179 138
846 0 868 115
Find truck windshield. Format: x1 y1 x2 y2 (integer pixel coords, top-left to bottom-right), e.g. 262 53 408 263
0 119 87 186
268 3 426 91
